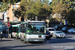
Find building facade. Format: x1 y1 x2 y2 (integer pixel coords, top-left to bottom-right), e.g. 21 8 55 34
7 2 21 22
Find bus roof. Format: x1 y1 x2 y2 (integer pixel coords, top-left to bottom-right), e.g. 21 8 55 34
21 21 45 24
27 21 45 22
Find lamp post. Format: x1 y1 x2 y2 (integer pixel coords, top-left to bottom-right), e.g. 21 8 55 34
7 17 9 38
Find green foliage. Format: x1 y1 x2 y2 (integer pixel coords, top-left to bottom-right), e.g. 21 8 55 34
26 2 42 16
17 0 52 20
0 2 8 12
49 18 59 22
51 0 75 24
19 0 34 19
26 1 52 20
0 0 21 12
14 9 21 19
67 9 75 24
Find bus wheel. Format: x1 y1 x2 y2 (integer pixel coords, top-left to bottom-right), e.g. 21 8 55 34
16 36 19 39
39 42 43 43
24 39 29 43
24 39 26 42
21 38 23 41
25 41 29 43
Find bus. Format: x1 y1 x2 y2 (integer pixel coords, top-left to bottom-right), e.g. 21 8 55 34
20 21 46 43
11 24 20 38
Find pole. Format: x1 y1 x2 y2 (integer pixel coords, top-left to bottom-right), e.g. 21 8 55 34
1 34 2 40
35 16 38 21
7 17 9 38
8 26 9 38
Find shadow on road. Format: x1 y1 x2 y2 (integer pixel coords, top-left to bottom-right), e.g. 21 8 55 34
0 39 14 42
28 42 44 44
65 36 73 38
46 38 75 44
0 45 52 50
65 49 75 50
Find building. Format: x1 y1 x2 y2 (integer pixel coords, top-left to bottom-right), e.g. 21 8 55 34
0 2 21 22
0 12 3 19
0 12 4 23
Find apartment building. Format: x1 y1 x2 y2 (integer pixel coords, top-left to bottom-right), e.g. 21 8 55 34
7 2 21 22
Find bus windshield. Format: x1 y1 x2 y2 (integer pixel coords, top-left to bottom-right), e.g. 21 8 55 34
28 24 45 34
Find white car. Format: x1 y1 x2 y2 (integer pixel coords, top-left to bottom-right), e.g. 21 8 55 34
53 31 66 38
46 27 55 36
68 28 75 33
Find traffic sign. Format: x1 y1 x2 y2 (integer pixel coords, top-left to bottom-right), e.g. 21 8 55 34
7 22 10 26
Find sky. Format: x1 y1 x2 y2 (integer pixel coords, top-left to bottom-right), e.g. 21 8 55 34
49 0 52 2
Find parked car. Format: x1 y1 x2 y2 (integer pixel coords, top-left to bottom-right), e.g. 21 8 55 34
68 28 75 33
54 25 63 30
46 27 55 37
53 31 66 38
62 27 70 32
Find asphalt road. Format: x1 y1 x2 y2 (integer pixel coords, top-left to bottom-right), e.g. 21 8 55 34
0 33 75 50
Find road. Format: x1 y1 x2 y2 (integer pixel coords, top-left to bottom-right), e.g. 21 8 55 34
0 33 75 50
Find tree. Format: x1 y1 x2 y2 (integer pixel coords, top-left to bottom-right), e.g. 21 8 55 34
0 0 21 12
14 0 51 21
50 0 73 23
21 0 34 20
67 8 75 24
26 1 52 20
0 2 8 12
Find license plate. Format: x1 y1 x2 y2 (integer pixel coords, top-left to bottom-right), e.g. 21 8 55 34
46 35 49 36
61 35 63 37
34 40 39 41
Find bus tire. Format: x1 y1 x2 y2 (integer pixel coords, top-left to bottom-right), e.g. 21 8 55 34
24 38 26 43
39 42 43 43
25 41 29 43
24 38 29 43
21 38 23 41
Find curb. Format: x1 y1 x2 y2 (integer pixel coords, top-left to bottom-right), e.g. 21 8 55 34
0 38 14 41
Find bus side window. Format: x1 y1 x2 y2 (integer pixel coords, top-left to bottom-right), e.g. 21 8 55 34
22 28 26 33
17 28 19 33
20 24 23 32
22 24 26 33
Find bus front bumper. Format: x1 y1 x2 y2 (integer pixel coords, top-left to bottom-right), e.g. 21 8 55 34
26 38 46 42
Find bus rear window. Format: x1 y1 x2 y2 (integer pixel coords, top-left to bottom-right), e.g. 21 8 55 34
12 27 18 32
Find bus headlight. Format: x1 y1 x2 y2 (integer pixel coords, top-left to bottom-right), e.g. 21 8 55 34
42 35 46 39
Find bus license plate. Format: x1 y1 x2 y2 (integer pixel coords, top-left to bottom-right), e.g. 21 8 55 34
34 40 39 41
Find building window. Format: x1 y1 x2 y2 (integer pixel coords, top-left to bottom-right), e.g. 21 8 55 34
16 5 18 8
13 5 15 8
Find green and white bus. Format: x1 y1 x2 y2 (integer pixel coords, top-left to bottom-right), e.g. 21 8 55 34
11 24 20 38
20 21 46 43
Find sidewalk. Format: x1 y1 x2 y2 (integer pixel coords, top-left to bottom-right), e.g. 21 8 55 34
0 38 14 41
